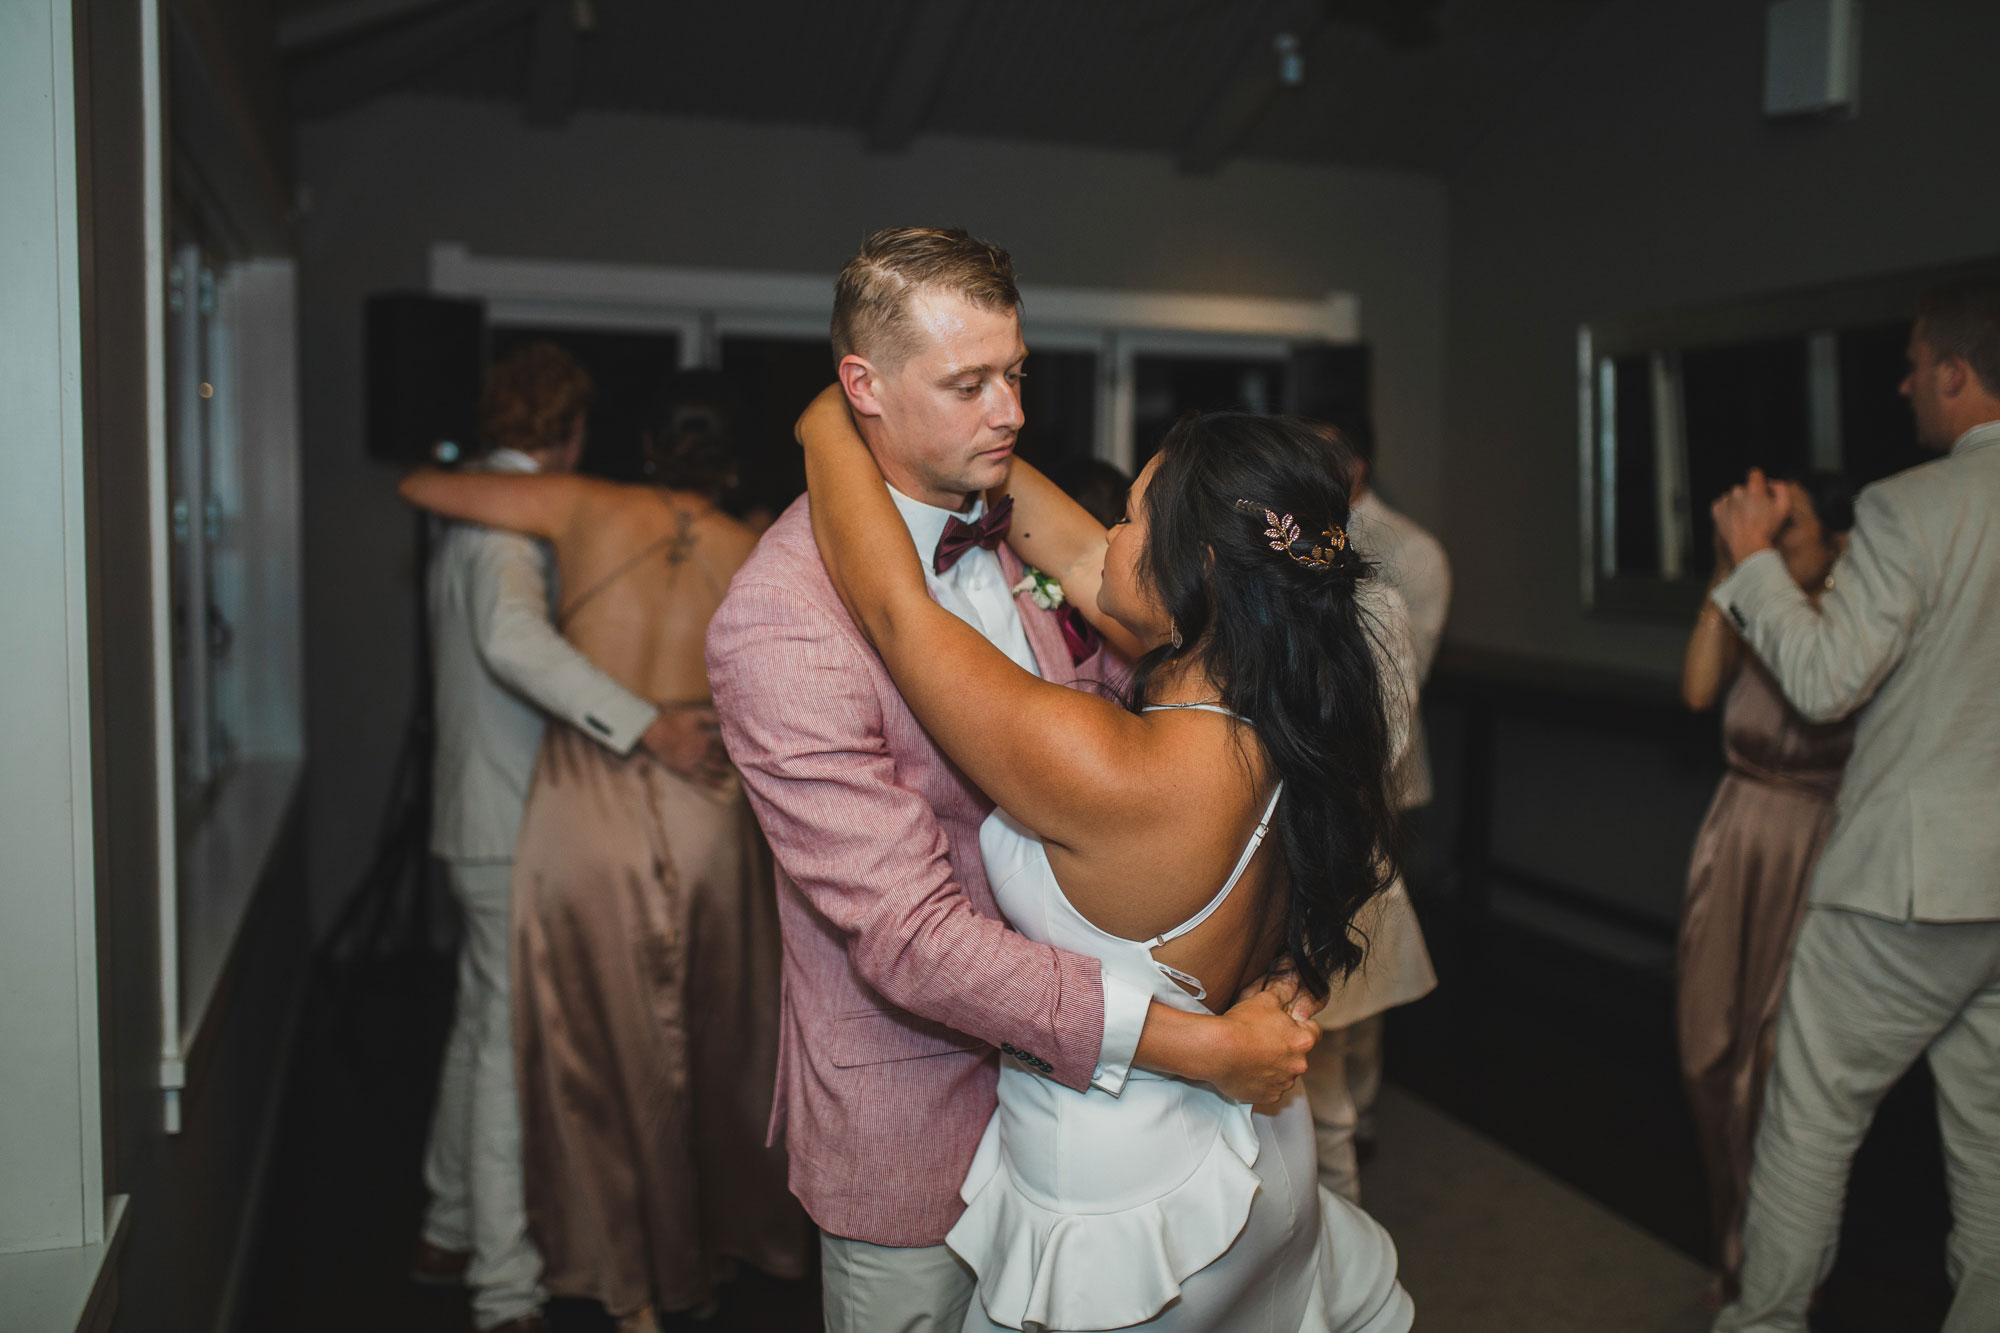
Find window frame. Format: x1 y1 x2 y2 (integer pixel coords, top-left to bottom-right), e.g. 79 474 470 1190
153 217 307 1130
1577 257 2000 619
430 242 1360 475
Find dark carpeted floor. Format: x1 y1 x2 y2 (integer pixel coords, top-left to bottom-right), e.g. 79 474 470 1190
1389 891 1954 1333
234 949 818 1333
238 888 1954 1333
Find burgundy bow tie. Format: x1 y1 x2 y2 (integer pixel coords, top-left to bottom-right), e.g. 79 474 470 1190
933 495 1013 574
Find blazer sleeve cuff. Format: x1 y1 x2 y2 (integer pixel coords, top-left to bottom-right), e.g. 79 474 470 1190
1088 973 1153 1096
581 691 659 755
1710 549 1792 630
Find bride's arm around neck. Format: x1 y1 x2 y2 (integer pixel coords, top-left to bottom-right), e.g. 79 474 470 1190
799 386 1177 861
985 458 1148 661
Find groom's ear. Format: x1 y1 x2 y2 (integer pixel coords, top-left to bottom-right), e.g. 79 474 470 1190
838 354 888 419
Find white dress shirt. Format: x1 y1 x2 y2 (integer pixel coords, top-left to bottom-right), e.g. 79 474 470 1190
887 485 1150 1094
888 486 1042 677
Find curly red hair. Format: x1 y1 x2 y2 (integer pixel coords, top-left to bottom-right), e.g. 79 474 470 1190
476 341 594 456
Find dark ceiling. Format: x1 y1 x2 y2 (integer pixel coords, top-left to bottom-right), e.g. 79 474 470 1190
278 0 1608 173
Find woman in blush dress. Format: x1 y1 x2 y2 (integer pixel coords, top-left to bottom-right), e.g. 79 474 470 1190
399 394 809 1331
1678 471 1856 1304
800 385 1413 1333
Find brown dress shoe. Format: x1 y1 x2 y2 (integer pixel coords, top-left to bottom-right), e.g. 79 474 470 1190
409 1238 470 1286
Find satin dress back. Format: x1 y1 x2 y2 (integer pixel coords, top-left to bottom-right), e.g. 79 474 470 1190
1678 658 1853 1282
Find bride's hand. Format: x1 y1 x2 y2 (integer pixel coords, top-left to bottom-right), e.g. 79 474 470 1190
1240 965 1327 1025
1206 988 1318 1107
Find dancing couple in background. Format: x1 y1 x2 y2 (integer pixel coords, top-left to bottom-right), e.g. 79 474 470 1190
708 227 1415 1331
403 356 808 1332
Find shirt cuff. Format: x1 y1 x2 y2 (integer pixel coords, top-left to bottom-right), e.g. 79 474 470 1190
1089 973 1153 1096
584 692 660 756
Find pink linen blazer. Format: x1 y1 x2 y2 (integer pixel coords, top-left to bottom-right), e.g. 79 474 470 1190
706 497 1128 1247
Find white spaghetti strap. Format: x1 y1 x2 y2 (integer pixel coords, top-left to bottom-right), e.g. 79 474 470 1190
1147 781 1284 951
1141 702 1235 717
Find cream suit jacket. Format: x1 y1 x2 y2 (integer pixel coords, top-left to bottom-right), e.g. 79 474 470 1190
1350 491 1451 810
1714 421 2000 922
1318 580 1436 1028
426 450 657 862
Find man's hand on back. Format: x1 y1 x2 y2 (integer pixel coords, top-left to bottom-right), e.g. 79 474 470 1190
642 702 731 787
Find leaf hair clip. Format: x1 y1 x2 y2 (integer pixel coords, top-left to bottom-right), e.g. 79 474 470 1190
1235 498 1348 573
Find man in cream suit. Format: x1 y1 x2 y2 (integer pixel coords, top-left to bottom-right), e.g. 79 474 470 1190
1302 414 1446 1199
1709 279 2000 1333
415 343 720 1333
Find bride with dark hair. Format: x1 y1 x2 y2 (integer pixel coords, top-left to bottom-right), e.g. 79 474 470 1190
798 386 1415 1332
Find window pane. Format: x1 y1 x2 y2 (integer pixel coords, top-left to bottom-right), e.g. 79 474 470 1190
1839 320 1925 486
1608 354 1660 577
717 335 833 519
488 327 682 482
167 236 214 811
1132 355 1288 467
1680 337 1811 569
1016 348 1097 476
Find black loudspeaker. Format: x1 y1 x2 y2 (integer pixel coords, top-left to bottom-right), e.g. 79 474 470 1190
366 293 486 463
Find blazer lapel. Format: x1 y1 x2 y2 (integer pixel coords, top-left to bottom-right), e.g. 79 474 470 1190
998 546 1072 679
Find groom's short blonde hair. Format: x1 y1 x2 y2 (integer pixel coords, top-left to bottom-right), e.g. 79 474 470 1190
830 227 1020 370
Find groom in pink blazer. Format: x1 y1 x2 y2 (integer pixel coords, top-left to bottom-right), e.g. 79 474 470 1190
707 228 1314 1328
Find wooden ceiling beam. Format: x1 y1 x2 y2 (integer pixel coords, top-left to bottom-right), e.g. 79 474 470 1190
277 0 459 55
867 0 976 153
288 0 537 119
524 0 582 127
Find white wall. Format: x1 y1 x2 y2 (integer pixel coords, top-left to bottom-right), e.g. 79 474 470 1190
294 96 1451 928
0 0 104 1257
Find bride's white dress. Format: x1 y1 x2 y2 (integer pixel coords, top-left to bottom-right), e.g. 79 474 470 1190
948 712 1415 1333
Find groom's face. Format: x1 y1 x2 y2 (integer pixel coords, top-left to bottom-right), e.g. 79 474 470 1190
847 289 1026 510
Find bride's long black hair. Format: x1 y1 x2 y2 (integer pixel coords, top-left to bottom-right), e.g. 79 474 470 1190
1126 412 1401 998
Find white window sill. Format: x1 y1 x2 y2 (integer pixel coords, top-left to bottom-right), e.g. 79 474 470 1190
0 1195 128 1333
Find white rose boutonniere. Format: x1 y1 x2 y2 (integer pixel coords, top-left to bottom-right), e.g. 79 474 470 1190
1012 566 1066 611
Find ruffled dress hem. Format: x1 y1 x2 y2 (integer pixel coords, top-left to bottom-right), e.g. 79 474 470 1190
946 1104 1263 1331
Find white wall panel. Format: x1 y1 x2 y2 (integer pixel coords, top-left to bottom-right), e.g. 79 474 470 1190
0 0 104 1255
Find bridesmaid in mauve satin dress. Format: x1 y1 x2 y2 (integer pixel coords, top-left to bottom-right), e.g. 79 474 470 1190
402 399 810 1330
1677 471 1855 1301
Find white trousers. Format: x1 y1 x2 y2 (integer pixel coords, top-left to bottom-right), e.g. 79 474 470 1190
1346 1013 1385 1142
820 1231 974 1333
1305 1024 1362 1203
1715 906 2000 1333
421 859 545 1329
